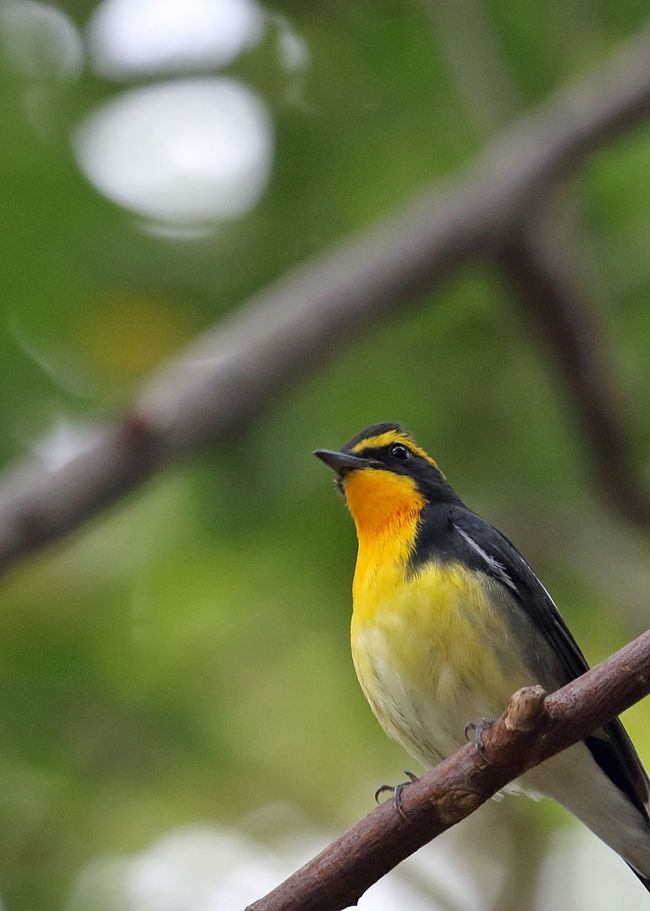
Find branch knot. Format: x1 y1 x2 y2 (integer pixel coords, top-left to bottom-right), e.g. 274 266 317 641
503 685 547 733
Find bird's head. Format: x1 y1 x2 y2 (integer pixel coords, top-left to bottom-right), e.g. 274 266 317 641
315 423 460 535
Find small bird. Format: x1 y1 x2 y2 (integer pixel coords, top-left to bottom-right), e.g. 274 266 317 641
315 422 650 890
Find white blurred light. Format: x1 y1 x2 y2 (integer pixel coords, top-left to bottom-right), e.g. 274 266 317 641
88 0 264 79
31 416 98 472
66 826 311 911
0 0 83 78
72 78 273 226
141 221 219 242
66 815 500 911
537 826 648 910
272 14 309 73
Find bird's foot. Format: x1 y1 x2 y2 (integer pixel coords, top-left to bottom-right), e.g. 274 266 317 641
464 717 495 752
374 770 419 821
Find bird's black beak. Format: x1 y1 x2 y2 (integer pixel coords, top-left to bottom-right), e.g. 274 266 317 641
314 449 371 478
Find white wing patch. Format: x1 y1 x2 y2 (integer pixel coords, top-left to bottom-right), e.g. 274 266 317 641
453 524 518 593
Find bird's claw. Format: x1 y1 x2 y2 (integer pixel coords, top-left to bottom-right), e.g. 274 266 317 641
464 718 495 752
374 770 419 821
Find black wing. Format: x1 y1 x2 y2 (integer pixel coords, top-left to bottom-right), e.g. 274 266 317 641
417 503 650 820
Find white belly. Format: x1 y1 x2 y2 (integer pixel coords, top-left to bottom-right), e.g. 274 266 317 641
350 565 530 769
354 622 504 766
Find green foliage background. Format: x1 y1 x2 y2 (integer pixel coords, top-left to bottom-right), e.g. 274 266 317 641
1 2 650 908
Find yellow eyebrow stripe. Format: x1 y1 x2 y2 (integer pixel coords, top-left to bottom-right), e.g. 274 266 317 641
351 431 439 468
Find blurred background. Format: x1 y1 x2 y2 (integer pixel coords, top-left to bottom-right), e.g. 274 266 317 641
1 1 650 909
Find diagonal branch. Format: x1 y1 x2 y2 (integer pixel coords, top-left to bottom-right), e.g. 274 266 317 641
246 630 650 911
1 25 650 573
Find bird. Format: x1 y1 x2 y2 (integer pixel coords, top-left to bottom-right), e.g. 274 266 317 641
314 422 650 891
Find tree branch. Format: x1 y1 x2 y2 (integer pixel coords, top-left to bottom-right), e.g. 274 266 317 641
1 25 650 573
246 630 650 911
498 206 650 525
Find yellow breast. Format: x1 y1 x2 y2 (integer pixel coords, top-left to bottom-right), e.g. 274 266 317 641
345 474 529 765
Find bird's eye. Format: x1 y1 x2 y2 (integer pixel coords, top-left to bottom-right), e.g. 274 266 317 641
389 443 411 462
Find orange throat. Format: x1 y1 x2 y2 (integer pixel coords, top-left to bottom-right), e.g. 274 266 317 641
344 469 425 615
343 468 425 540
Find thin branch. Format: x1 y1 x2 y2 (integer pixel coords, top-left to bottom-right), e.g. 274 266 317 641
246 629 650 911
498 207 650 525
1 25 650 573
421 0 520 133
488 799 549 911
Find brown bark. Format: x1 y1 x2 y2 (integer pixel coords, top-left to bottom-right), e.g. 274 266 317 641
246 630 650 911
